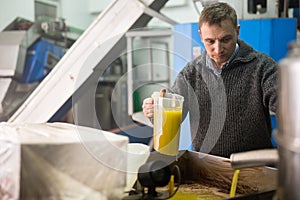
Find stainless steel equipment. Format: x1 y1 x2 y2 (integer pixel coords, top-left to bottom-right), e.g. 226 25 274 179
276 42 300 200
0 17 68 121
0 28 39 121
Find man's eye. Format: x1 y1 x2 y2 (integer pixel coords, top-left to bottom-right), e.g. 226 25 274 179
222 38 231 43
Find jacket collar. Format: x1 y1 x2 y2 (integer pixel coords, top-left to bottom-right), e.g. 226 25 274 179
234 39 256 63
194 39 256 71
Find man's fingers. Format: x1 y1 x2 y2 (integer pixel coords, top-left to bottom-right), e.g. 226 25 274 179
143 97 154 105
142 98 154 118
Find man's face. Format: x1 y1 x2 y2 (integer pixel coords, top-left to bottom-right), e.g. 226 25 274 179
199 19 240 69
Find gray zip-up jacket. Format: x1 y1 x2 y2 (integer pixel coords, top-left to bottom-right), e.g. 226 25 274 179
171 39 278 158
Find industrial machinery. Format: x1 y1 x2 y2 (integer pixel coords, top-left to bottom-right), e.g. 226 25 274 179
0 17 73 121
123 150 277 199
123 160 181 200
0 0 299 198
6 0 173 128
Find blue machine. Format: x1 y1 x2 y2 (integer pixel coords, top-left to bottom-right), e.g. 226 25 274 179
173 18 297 150
21 39 65 83
239 18 297 62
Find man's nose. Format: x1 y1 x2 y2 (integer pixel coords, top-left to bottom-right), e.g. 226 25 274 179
214 41 222 54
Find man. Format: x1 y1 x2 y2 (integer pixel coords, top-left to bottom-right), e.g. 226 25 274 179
142 2 278 158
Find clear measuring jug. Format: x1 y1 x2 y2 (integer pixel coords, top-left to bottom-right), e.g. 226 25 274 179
152 91 184 156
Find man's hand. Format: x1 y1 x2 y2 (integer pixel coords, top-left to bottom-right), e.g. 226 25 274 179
142 97 154 119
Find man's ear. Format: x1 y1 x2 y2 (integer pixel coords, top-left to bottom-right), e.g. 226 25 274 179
198 29 203 42
236 25 240 37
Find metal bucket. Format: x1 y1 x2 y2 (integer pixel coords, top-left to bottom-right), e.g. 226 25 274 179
276 42 300 200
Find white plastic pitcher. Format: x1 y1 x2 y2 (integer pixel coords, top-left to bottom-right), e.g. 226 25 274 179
152 91 184 156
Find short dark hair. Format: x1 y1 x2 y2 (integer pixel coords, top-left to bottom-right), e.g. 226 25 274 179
199 2 237 28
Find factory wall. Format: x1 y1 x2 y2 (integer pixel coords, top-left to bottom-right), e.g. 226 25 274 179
59 0 94 30
0 0 200 31
0 0 34 30
0 0 102 31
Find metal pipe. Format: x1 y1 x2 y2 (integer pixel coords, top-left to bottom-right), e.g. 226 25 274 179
283 0 290 17
230 149 278 169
